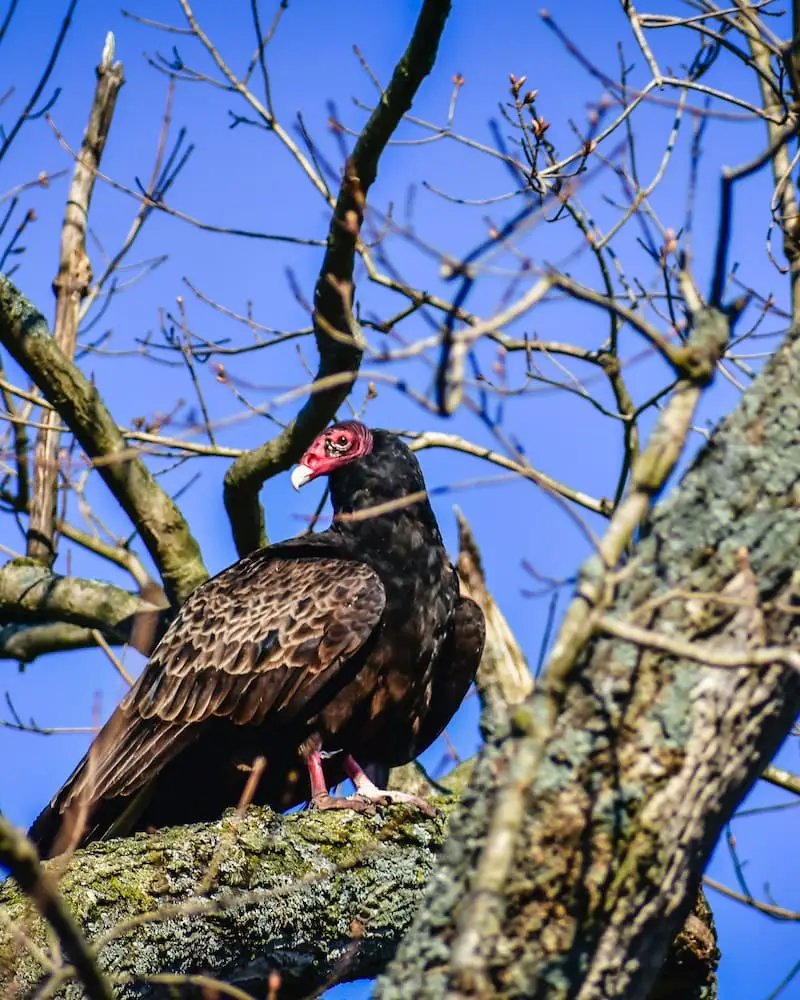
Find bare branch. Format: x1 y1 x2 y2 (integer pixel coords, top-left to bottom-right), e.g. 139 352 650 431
0 559 162 635
223 0 453 555
28 36 124 566
0 622 118 664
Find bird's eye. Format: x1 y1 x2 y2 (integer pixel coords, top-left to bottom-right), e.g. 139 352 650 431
325 432 351 455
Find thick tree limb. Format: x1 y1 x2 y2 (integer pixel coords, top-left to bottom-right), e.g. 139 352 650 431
0 276 207 605
0 622 116 663
0 560 159 630
0 769 469 1000
378 304 789 998
0 559 165 662
223 0 452 555
27 34 124 566
454 507 720 999
0 758 715 1000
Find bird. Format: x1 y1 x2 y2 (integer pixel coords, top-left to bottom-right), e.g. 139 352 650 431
29 421 485 857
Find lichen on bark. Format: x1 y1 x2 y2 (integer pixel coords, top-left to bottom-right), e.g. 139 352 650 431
0 769 470 999
378 328 800 998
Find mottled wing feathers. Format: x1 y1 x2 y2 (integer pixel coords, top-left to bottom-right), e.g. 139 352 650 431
51 553 385 816
132 554 385 725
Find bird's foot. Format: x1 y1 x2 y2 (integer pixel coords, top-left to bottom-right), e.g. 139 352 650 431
308 789 435 817
354 787 437 817
344 756 436 817
309 792 376 815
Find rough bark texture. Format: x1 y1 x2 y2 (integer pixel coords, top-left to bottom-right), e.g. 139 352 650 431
0 758 718 1000
647 890 719 1000
376 327 800 998
0 767 470 999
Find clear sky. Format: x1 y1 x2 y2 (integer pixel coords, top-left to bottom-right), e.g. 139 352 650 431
0 2 797 998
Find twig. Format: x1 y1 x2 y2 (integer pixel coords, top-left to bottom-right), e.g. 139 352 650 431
703 875 800 921
0 0 77 166
762 764 800 797
90 629 134 686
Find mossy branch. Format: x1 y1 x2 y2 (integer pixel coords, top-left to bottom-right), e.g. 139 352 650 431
223 0 453 556
0 275 207 605
0 759 717 1000
0 559 162 637
0 771 468 1000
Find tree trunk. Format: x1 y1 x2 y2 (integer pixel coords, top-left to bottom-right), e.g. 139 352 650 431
376 330 800 997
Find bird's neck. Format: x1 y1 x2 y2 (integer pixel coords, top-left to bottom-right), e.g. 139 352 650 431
332 502 448 594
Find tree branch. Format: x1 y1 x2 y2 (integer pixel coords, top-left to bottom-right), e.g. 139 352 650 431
0 560 162 638
0 276 207 605
27 34 124 566
0 757 717 1000
0 815 113 1000
222 0 453 555
0 770 469 1000
380 304 795 998
0 622 118 664
454 506 532 732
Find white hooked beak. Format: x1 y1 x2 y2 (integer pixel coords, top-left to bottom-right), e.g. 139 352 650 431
290 463 314 490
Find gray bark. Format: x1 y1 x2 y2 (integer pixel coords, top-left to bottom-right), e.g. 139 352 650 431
376 327 800 997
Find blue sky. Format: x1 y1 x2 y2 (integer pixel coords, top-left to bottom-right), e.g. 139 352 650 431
0 1 798 997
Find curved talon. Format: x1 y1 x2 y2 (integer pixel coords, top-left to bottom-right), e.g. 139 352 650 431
344 755 437 816
306 752 436 818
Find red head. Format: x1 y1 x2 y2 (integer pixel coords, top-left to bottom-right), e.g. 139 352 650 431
291 422 375 490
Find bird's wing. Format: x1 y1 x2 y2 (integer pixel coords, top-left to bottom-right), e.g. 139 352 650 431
54 552 386 813
411 595 485 757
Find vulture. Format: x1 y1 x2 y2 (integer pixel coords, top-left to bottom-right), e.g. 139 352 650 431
30 422 485 857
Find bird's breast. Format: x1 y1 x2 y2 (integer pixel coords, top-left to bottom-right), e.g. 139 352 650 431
315 561 456 764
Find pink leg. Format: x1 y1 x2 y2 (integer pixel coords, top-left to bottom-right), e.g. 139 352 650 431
306 750 371 813
306 752 435 816
306 750 328 800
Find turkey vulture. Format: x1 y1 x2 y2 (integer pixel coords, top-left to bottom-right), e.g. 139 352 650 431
30 422 485 856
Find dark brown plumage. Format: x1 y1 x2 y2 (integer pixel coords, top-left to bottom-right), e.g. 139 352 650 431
30 423 485 856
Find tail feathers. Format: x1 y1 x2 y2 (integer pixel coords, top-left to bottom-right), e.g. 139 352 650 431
28 784 151 859
27 794 94 860
27 802 64 860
